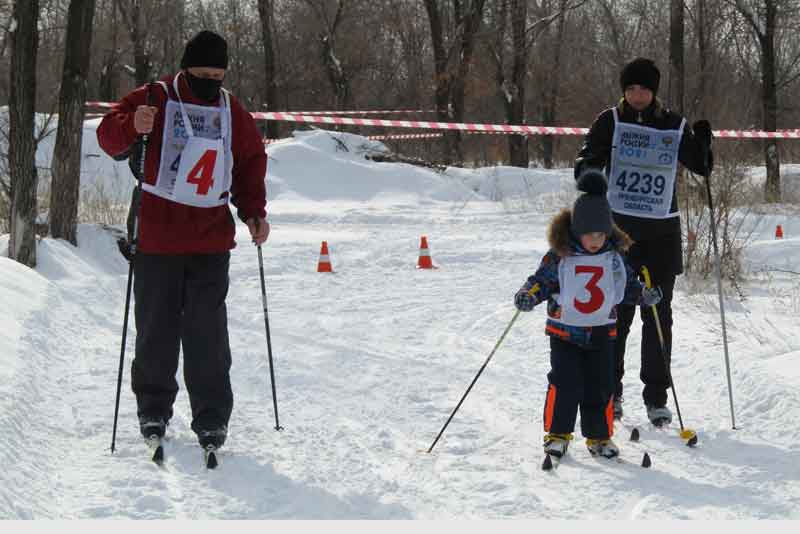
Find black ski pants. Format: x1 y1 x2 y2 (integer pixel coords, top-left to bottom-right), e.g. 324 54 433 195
543 336 615 440
615 235 678 408
132 251 233 434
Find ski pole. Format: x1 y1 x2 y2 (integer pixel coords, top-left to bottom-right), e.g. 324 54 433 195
255 223 283 431
111 83 153 453
425 283 539 454
641 266 698 446
702 146 736 429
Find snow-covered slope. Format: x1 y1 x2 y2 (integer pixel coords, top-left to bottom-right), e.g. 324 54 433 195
1 124 799 520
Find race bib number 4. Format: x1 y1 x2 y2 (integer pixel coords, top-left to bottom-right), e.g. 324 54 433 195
186 149 218 195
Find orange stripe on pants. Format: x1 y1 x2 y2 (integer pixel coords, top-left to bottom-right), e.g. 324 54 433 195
544 384 557 432
605 395 615 437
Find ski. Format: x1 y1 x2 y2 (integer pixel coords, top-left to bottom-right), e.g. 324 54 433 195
542 449 650 469
541 453 560 471
145 436 165 466
204 445 219 469
648 422 699 447
591 451 651 467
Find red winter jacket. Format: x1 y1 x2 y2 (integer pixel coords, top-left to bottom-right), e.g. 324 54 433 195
96 73 267 254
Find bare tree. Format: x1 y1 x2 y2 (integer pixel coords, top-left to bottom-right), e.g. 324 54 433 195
536 0 584 168
50 0 96 245
97 0 120 102
114 0 152 85
692 0 710 117
487 0 586 168
730 0 781 202
488 0 527 167
424 0 487 164
8 0 40 266
669 0 685 114
257 0 279 138
301 0 353 111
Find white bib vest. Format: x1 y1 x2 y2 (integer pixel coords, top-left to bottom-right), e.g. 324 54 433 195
555 251 627 327
607 107 685 219
143 73 234 208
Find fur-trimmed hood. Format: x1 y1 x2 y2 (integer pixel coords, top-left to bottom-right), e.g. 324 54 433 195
547 208 633 258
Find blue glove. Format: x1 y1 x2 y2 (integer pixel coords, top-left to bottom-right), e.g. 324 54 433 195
515 282 539 312
641 286 662 307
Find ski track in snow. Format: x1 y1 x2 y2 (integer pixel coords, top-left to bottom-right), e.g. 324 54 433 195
3 200 800 519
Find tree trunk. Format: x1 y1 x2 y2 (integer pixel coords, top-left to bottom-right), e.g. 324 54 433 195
115 0 150 85
50 0 96 246
451 0 486 164
761 0 780 203
669 0 684 114
423 0 454 164
257 0 280 139
695 0 709 118
506 0 528 168
424 0 486 165
132 8 149 86
734 0 781 202
321 35 351 111
8 0 40 267
539 1 569 169
98 0 119 102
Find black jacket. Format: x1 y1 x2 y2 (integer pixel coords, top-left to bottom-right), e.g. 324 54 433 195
574 99 711 243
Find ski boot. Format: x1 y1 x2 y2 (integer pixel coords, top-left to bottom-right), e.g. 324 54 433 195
198 426 227 470
543 432 573 458
586 438 620 459
646 404 673 427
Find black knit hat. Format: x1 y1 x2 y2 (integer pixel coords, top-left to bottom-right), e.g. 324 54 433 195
180 31 228 70
620 57 660 94
571 169 613 237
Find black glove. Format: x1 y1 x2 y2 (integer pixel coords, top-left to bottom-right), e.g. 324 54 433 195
693 120 713 149
640 286 663 307
692 120 713 176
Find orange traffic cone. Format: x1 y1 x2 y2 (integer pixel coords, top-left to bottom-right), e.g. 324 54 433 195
417 236 436 269
317 241 333 272
775 224 784 239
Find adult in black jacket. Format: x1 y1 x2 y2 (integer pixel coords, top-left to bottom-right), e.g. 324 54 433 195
574 57 714 425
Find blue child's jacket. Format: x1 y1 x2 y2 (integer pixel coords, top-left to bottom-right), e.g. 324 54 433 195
515 209 644 347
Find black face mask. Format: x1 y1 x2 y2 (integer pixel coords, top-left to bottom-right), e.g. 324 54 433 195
185 71 223 102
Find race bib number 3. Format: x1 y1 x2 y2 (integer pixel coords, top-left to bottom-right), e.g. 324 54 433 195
573 265 605 314
558 252 617 327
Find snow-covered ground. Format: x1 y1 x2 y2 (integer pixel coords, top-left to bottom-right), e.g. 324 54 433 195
1 124 799 521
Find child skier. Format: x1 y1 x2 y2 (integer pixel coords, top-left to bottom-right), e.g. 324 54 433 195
514 169 662 462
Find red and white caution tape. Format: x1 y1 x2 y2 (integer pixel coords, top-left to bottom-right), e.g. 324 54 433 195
368 133 444 140
712 129 800 139
250 111 590 136
88 101 435 115
85 102 800 139
85 101 115 109
285 109 438 116
254 112 800 138
263 132 443 144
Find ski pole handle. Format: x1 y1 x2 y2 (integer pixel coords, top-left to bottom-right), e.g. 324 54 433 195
641 265 653 289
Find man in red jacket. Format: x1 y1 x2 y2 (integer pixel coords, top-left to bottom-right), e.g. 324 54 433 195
97 30 268 452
